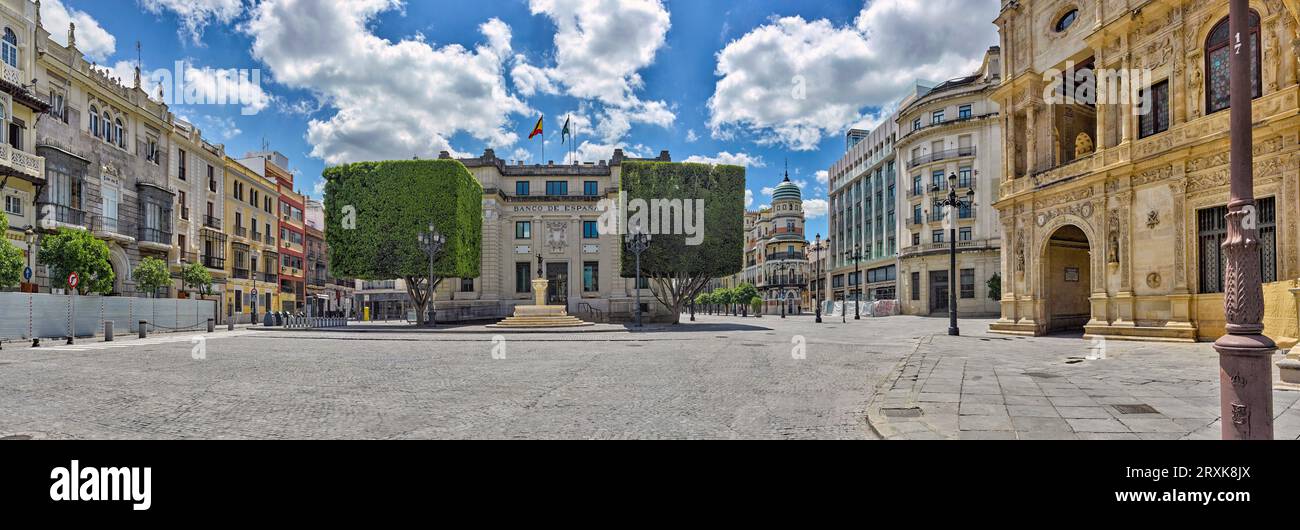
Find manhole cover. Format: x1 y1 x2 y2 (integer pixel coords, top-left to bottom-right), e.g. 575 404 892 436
1 435 32 440
1065 360 1083 364
882 408 923 418
1023 372 1061 379
1113 404 1159 415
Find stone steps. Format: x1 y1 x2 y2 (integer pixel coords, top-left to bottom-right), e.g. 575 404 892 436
490 315 593 328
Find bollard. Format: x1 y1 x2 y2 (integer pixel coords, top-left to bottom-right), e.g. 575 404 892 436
139 321 148 339
228 318 234 331
208 318 215 333
105 321 114 342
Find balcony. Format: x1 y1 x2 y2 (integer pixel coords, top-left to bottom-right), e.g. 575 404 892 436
265 234 276 245
233 268 250 280
251 232 263 243
178 251 198 264
38 202 88 229
765 252 806 262
899 239 997 257
263 273 279 283
907 146 977 169
203 255 226 269
138 226 172 245
235 226 248 238
309 278 327 287
203 215 222 230
907 186 926 199
0 142 46 183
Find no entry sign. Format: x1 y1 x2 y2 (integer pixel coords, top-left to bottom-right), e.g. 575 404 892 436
67 271 80 289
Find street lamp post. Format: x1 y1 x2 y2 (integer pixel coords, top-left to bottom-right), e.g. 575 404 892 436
625 227 650 328
814 233 823 324
775 263 790 319
24 227 34 292
844 244 864 320
251 250 260 325
417 223 446 328
934 173 975 337
1216 0 1274 440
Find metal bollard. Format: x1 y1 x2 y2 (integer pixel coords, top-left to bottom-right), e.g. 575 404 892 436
208 318 215 333
139 321 147 339
228 318 234 331
105 321 114 342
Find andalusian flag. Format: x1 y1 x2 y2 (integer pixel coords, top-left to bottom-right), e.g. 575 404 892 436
529 116 544 140
561 116 571 144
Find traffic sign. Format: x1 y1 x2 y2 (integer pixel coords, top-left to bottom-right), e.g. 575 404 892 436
23 266 31 281
252 288 258 296
67 271 80 289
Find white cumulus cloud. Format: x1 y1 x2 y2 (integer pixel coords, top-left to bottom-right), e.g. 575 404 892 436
802 199 829 219
708 0 999 150
244 0 531 165
140 0 244 45
683 151 766 168
41 0 117 62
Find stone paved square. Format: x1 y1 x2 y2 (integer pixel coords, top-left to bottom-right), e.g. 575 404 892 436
1 315 1298 440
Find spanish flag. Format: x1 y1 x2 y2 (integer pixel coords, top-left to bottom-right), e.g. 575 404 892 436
529 116 544 140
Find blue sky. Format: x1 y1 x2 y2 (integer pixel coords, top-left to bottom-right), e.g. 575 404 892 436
55 0 1001 240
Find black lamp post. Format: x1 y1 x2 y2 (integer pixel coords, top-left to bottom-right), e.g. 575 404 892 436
934 172 976 336
774 262 791 319
417 222 446 328
625 226 650 328
844 243 864 320
814 233 823 324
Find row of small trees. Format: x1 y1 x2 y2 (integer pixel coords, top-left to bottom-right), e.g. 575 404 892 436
0 219 212 297
694 283 763 317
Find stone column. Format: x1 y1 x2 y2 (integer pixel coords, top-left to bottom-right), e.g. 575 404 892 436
1025 103 1037 174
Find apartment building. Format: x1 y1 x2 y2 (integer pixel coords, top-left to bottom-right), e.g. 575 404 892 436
223 155 280 322
167 118 227 302
827 115 900 304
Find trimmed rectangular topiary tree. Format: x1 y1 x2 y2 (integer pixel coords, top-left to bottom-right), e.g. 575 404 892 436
619 161 745 324
323 159 482 326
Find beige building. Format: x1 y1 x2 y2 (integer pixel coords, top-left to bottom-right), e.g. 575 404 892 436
715 173 810 315
0 0 48 293
166 118 227 302
896 47 1004 317
427 148 671 323
988 0 1300 344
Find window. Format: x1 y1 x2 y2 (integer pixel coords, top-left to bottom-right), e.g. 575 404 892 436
911 272 921 300
49 90 67 122
959 104 972 119
911 233 920 246
932 230 944 243
147 138 160 164
584 181 598 196
912 204 922 224
912 118 921 131
114 119 125 148
1 28 16 68
1139 80 1170 138
515 221 531 239
208 166 217 192
960 269 975 299
931 170 945 190
583 220 599 239
959 227 972 241
546 181 568 196
912 175 922 195
1198 197 1275 293
958 167 973 188
515 180 530 196
1055 9 1078 32
460 278 474 293
4 194 21 215
1205 12 1261 115
102 111 111 141
264 196 272 213
178 149 187 180
516 262 533 293
89 106 99 137
583 262 599 292
931 110 944 124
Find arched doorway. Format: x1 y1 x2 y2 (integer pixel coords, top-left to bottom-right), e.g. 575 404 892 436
1042 225 1092 334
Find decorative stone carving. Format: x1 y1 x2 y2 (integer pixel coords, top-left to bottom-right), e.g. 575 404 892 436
1016 232 1026 273
1107 209 1121 265
1075 132 1094 157
1146 272 1162 289
1146 210 1161 229
546 221 567 254
1189 65 1202 118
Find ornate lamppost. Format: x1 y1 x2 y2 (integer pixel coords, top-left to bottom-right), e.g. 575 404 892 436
774 262 791 319
934 172 975 336
625 226 650 328
1216 0 1274 440
844 243 864 320
814 233 823 324
417 223 446 328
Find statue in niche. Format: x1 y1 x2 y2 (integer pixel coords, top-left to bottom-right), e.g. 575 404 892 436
1075 132 1094 158
1015 232 1026 273
1107 210 1121 265
1190 65 1203 117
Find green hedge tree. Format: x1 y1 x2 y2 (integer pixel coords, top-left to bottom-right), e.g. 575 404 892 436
619 162 745 323
750 296 763 317
38 228 114 295
0 213 24 288
735 282 759 317
987 273 1001 301
324 159 482 326
133 257 171 298
181 262 214 297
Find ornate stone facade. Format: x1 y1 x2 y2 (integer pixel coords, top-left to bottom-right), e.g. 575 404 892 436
989 0 1300 342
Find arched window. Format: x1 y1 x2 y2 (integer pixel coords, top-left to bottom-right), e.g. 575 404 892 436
1055 9 1079 32
1205 12 1261 114
2 28 17 68
89 105 99 136
114 119 125 148
102 111 111 142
